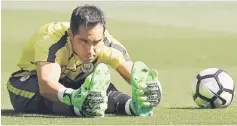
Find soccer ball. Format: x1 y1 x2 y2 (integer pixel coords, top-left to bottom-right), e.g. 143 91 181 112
192 68 235 108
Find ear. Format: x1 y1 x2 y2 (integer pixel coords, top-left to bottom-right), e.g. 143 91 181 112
67 28 73 39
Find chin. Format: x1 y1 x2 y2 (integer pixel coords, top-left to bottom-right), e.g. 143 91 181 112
83 59 92 63
83 60 90 64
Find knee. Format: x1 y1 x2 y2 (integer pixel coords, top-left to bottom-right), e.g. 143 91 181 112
8 97 26 112
7 91 24 112
8 91 37 113
8 96 26 112
13 103 26 112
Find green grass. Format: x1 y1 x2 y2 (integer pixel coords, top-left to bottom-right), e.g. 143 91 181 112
1 2 237 125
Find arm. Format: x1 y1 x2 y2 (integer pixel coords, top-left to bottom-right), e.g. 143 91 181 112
116 61 133 84
102 30 133 84
37 61 91 116
36 61 66 101
32 25 84 114
33 28 69 102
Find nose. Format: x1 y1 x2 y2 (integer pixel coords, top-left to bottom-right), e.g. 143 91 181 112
87 44 95 55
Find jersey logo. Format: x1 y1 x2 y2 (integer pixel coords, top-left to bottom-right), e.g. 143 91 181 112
81 63 94 73
73 57 98 83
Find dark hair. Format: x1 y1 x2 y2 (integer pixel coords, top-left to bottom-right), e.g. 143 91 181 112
70 5 106 35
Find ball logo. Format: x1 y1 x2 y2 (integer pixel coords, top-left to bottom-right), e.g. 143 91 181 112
81 63 94 73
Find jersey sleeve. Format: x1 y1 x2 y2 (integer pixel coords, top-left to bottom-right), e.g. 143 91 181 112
100 30 131 69
34 22 68 65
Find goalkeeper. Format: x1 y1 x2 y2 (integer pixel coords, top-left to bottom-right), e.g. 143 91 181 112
7 4 162 117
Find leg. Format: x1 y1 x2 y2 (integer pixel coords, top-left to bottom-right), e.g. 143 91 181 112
7 75 75 116
7 63 111 117
7 75 49 113
106 83 133 115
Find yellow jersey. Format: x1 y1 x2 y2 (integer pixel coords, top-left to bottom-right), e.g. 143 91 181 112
12 22 131 84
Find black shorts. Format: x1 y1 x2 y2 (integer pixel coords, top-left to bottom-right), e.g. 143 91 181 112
7 74 131 116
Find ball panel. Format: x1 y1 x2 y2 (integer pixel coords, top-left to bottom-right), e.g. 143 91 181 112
192 78 198 96
199 68 219 77
199 78 219 99
213 98 223 108
195 97 211 108
218 71 235 90
217 91 233 107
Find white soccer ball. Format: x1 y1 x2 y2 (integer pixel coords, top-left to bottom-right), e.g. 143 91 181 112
192 68 235 108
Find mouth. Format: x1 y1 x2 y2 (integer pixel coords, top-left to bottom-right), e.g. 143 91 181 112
88 56 94 60
85 55 96 62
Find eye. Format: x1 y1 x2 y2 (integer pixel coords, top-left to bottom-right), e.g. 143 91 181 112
93 41 99 45
80 40 87 44
93 39 103 45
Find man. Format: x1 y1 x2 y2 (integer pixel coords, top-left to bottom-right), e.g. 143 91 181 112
7 5 162 117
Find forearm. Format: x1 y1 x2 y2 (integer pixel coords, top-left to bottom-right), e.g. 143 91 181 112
122 75 131 85
36 62 75 104
117 61 133 85
38 79 67 102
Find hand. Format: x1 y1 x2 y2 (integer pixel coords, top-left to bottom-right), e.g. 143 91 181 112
130 61 162 116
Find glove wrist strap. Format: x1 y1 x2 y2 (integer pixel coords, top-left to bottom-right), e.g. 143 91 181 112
57 88 74 105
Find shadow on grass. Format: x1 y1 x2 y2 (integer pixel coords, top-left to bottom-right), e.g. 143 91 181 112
166 107 203 109
1 109 130 118
1 109 22 116
1 109 76 118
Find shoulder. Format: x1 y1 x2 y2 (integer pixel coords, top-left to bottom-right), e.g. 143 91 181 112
100 29 131 62
46 22 69 34
103 29 125 48
103 29 128 53
38 22 69 38
19 22 71 65
34 22 70 61
35 22 69 48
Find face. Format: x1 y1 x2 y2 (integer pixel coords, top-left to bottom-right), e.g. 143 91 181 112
69 23 104 63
